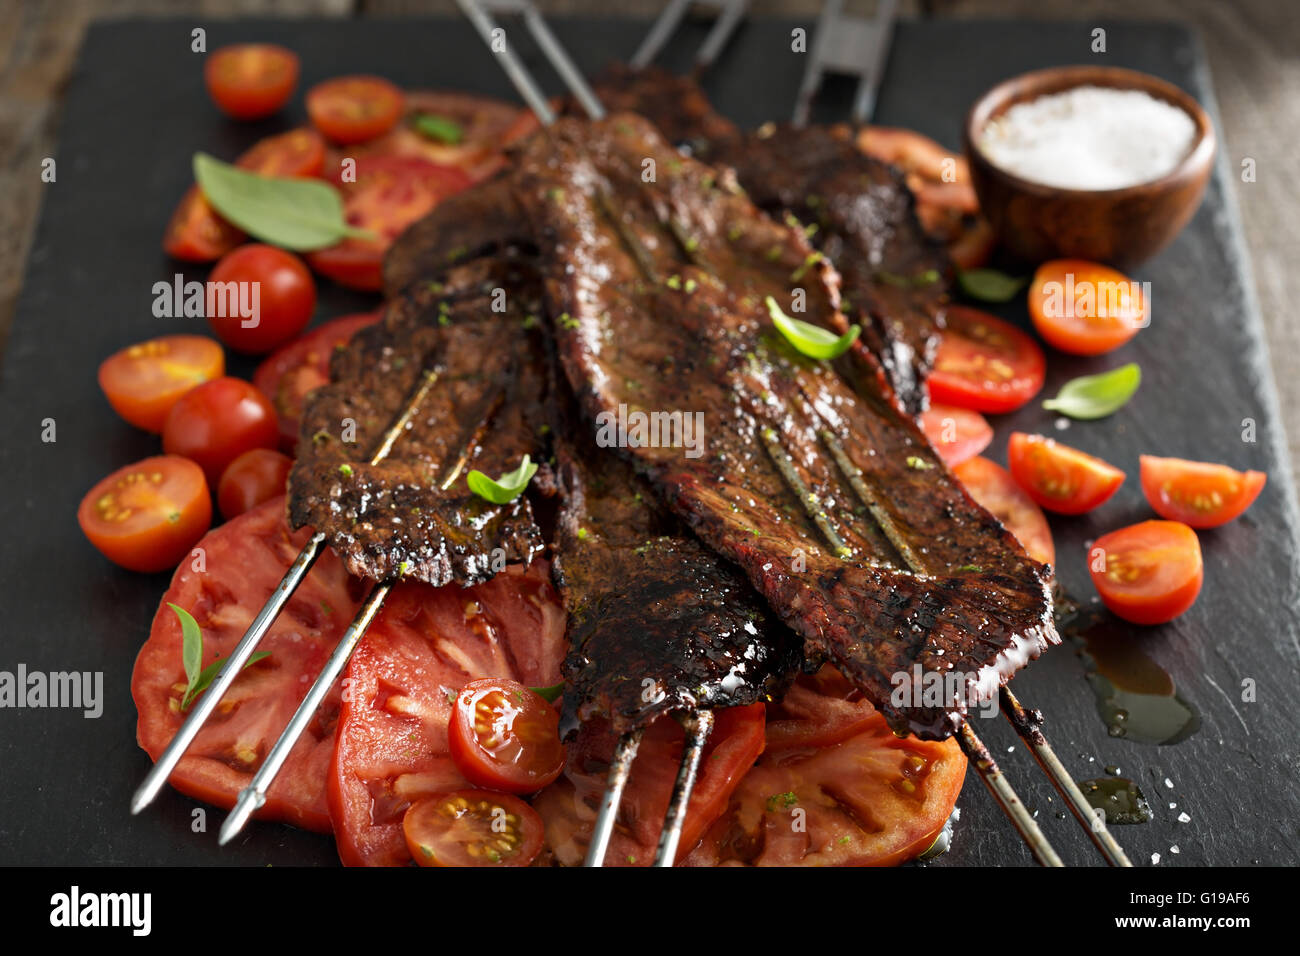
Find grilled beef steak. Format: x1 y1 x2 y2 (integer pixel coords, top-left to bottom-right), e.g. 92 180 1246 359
517 113 1056 738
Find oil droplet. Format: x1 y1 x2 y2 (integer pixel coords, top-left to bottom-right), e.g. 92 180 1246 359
1079 777 1153 825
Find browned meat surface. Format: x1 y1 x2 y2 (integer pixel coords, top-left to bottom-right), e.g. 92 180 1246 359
591 63 741 160
516 114 1056 738
551 381 800 738
288 253 548 586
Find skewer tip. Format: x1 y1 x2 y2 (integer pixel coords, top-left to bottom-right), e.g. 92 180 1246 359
218 790 263 845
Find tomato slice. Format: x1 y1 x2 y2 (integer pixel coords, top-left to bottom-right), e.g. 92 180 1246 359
132 498 365 830
685 704 967 867
929 306 1046 413
919 403 993 467
204 43 299 120
163 185 246 262
307 75 404 145
1008 432 1125 515
78 455 212 574
953 455 1055 567
253 310 384 449
763 665 878 752
404 790 544 867
328 563 567 866
306 156 472 291
1029 259 1148 356
98 335 225 434
533 704 766 866
162 376 281 486
236 127 326 178
217 448 293 520
1139 455 1267 529
448 679 565 794
1089 520 1203 626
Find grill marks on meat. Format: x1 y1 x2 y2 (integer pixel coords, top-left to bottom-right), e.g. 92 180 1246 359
289 254 547 586
551 383 800 738
516 114 1056 738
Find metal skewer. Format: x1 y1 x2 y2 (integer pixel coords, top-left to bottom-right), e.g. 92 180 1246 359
631 0 751 72
585 730 643 867
793 0 897 127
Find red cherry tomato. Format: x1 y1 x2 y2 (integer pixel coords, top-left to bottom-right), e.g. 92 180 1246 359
253 310 383 450
953 455 1055 567
204 44 299 121
235 127 326 178
1089 520 1203 626
306 156 472 291
447 679 565 794
207 245 316 354
929 306 1046 413
307 75 404 145
918 403 993 467
1139 455 1267 529
1008 432 1126 515
98 335 225 433
403 790 544 867
162 377 280 485
217 448 293 520
1029 259 1147 356
78 456 211 573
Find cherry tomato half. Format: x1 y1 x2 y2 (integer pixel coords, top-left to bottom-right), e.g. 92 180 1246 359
448 678 565 794
236 127 326 178
929 306 1046 413
162 377 280 485
403 790 544 867
207 244 317 354
953 455 1055 567
918 403 993 467
1139 455 1266 529
1008 432 1125 515
306 156 471 291
1029 259 1148 356
204 44 299 121
217 448 293 520
78 455 212 573
307 75 404 145
98 335 225 433
1089 520 1203 626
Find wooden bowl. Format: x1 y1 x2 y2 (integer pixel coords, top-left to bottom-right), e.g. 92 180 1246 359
963 65 1216 269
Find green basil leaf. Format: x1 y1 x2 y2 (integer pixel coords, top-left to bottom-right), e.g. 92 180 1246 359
766 296 860 360
193 152 374 251
184 652 271 712
467 454 539 504
529 682 565 703
958 267 1027 303
170 603 203 707
1042 363 1142 419
412 113 464 144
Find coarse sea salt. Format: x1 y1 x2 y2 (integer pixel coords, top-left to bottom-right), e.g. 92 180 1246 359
979 85 1197 190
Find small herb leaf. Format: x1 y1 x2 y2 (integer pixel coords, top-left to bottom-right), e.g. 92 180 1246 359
958 267 1027 303
1042 363 1142 419
766 296 860 360
170 603 272 711
412 113 464 144
193 153 374 251
467 454 539 504
530 683 565 703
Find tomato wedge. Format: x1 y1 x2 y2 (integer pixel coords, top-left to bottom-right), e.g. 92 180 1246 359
448 679 565 794
204 43 299 120
306 156 472 291
98 335 224 433
929 306 1046 413
78 455 212 574
404 791 544 867
328 563 567 866
685 704 967 867
763 665 878 752
1140 455 1267 529
919 403 993 467
1008 432 1125 515
953 455 1055 567
132 498 364 830
253 310 384 449
533 704 766 866
307 75 404 145
1089 520 1203 626
1029 259 1148 356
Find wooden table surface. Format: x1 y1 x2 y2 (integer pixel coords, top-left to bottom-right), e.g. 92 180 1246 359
4 0 1297 492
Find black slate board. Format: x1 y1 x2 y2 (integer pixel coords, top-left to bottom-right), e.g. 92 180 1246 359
1 16 1296 867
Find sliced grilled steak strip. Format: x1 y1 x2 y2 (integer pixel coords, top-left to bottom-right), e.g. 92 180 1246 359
516 114 1056 738
289 253 548 587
